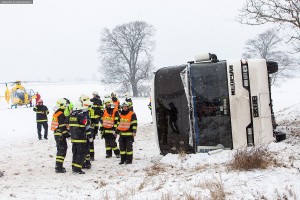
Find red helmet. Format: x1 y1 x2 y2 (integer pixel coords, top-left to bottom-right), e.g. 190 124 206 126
37 99 43 105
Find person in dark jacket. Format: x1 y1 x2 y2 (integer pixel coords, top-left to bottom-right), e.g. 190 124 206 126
80 97 93 169
52 98 70 173
33 99 49 140
89 92 103 160
69 101 91 174
116 102 138 164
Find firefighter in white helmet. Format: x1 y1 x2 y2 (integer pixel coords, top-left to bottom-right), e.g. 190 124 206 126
116 101 138 164
99 97 120 158
124 92 133 111
80 96 93 169
51 98 70 173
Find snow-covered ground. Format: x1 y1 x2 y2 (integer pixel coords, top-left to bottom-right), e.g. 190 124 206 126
0 79 299 200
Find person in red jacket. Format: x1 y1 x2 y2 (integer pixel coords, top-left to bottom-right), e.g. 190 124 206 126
35 92 41 106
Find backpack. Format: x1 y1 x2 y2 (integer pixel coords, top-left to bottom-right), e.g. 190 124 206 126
51 111 63 131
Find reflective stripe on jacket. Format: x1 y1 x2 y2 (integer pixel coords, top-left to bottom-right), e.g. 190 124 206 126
118 111 134 131
102 108 117 129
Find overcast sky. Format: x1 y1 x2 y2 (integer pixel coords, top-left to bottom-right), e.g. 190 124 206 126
0 0 270 83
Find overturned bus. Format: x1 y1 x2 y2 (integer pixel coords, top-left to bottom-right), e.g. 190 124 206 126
151 53 284 155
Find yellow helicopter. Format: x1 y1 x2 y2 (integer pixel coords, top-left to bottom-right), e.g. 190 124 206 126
0 81 36 108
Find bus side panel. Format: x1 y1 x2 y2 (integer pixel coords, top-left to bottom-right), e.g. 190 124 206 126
247 59 273 145
151 77 160 151
227 60 250 149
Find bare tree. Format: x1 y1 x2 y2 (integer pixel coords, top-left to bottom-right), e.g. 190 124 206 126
98 21 155 97
237 0 300 52
242 29 296 85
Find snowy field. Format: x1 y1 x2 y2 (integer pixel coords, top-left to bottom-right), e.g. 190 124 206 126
0 79 300 200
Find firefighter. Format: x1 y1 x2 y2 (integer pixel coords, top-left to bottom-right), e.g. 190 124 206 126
89 92 103 160
124 92 133 111
111 92 120 110
69 101 90 174
116 102 138 164
100 98 120 158
52 98 70 173
33 99 49 140
148 97 152 114
80 95 93 169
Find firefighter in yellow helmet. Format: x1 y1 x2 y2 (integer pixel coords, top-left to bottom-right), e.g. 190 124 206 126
52 98 70 173
116 102 138 164
100 97 120 158
69 101 90 174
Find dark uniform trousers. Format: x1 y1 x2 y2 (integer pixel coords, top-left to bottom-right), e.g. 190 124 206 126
89 118 99 159
37 121 48 139
119 135 134 163
54 135 68 169
84 139 91 167
104 133 120 157
72 143 86 171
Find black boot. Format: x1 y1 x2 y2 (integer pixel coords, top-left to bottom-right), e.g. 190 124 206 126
55 163 66 173
90 151 95 161
83 161 91 169
114 149 120 158
119 155 126 165
72 167 85 174
125 155 133 164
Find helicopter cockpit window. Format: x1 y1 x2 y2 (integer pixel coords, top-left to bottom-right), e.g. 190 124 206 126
15 89 25 101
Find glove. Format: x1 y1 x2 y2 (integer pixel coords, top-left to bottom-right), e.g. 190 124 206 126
89 137 93 142
64 132 71 138
101 134 104 139
58 135 63 141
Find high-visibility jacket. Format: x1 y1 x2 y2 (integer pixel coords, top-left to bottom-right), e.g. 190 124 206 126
118 110 138 135
69 111 88 143
102 108 118 129
52 109 68 136
100 107 119 134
